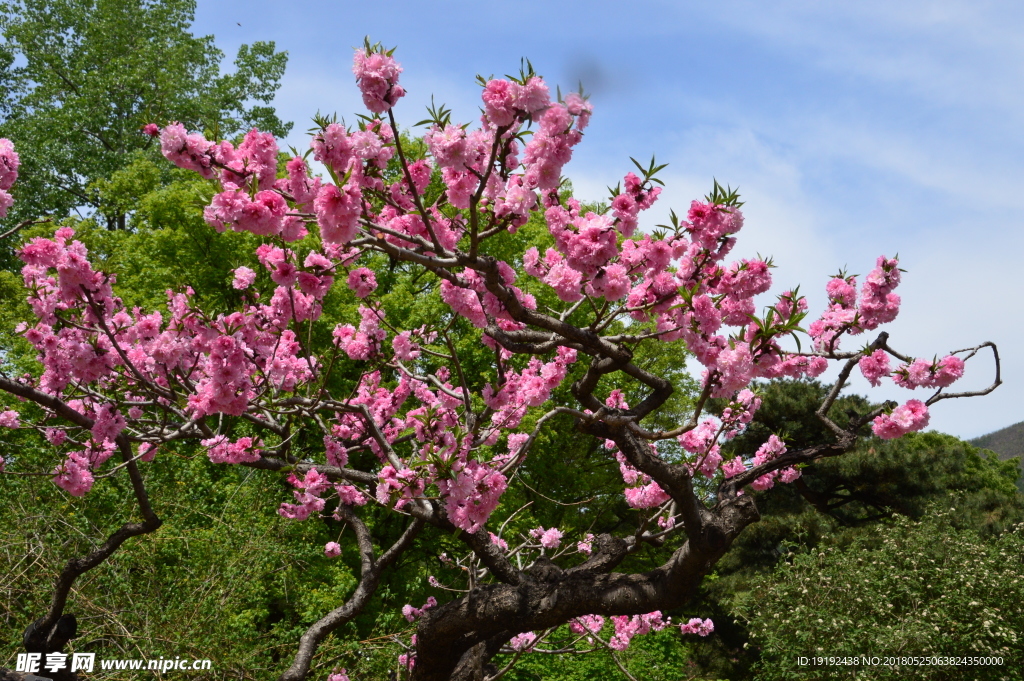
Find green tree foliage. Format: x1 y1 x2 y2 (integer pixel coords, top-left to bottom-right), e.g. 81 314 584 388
971 421 1024 492
0 435 377 679
683 380 1024 680
735 511 1024 681
0 0 290 246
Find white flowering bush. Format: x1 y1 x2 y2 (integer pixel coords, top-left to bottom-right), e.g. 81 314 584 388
736 510 1024 680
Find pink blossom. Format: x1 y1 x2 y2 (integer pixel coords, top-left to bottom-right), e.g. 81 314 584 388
347 267 378 298
609 611 670 650
482 79 519 127
324 542 342 558
624 481 672 508
722 457 746 479
138 443 157 462
311 123 353 174
893 355 965 389
489 532 508 551
46 428 67 446
232 266 257 290
352 48 405 114
779 466 802 484
439 460 507 533
392 331 420 361
509 632 537 652
679 617 714 636
279 467 330 520
327 671 350 681
315 183 361 245
160 123 216 179
402 597 437 622
0 188 12 218
753 434 787 466
569 614 605 635
564 92 592 129
825 276 857 307
0 138 18 191
932 354 965 387
91 404 125 443
872 399 929 439
529 526 563 549
0 410 19 428
577 533 595 555
712 343 754 397
517 77 550 114
336 484 367 506
859 349 891 387
142 123 159 136
325 436 348 468
202 436 262 465
53 452 94 497
425 124 469 170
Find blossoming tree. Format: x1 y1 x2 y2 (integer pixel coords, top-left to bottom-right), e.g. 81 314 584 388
0 41 1000 681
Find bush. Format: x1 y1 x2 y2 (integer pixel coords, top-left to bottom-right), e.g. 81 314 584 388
735 510 1024 681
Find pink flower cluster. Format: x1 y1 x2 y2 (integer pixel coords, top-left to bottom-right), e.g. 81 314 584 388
489 532 509 551
53 452 95 497
611 172 661 237
352 47 405 114
569 614 605 636
609 611 669 651
481 346 576 434
859 349 891 387
401 596 437 622
201 435 261 464
437 459 508 533
279 468 330 520
529 526 563 549
333 306 387 361
324 542 342 558
860 350 965 392
810 257 902 353
376 464 427 509
0 410 19 428
0 137 19 217
232 266 257 290
748 434 800 491
872 399 930 439
892 355 965 390
678 419 723 478
679 617 715 636
508 632 537 652
347 267 377 298
621 467 672 509
576 533 595 555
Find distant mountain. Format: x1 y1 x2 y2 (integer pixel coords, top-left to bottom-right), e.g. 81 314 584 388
971 421 1024 464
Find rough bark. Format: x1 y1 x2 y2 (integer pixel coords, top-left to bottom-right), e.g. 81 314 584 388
412 490 760 680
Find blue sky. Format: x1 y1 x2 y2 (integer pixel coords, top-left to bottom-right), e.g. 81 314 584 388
193 0 1023 439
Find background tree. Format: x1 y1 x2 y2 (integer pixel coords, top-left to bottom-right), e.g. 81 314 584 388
678 379 1024 680
0 0 289 255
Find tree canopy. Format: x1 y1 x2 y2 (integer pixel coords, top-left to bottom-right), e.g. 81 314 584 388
0 37 1011 681
0 0 289 244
